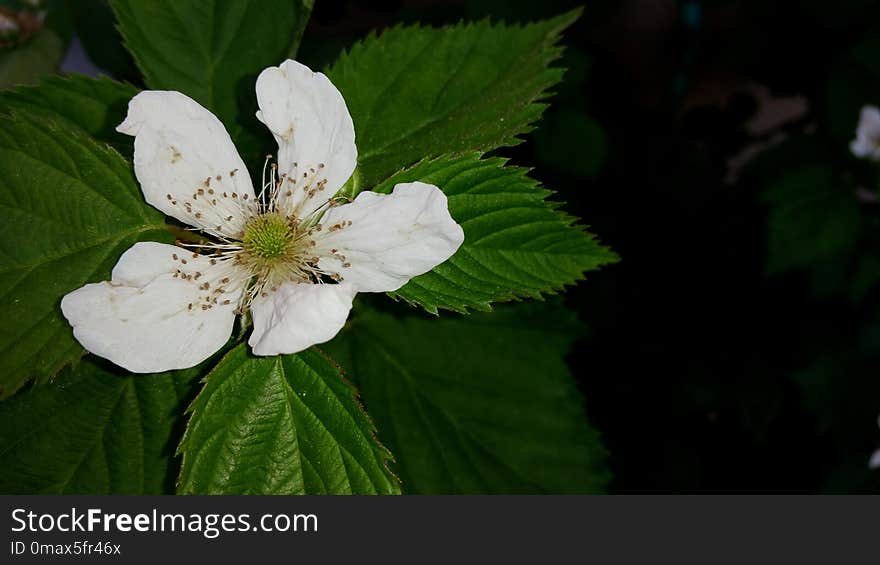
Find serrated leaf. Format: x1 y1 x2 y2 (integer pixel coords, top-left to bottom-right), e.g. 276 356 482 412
324 301 610 494
0 112 169 398
0 29 63 89
373 153 617 313
177 345 398 495
110 0 314 168
327 9 580 187
0 358 200 494
0 74 138 155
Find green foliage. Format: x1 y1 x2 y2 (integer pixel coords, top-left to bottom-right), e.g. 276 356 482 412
760 164 861 275
374 153 617 313
325 302 610 494
177 345 399 495
0 74 138 155
110 0 314 167
534 109 607 178
0 30 63 89
0 358 200 494
0 112 169 398
327 9 581 187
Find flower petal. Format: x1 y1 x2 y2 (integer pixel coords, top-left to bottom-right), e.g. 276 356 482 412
871 448 880 470
249 283 355 356
858 105 880 131
256 59 356 218
851 105 880 161
117 91 256 236
61 242 243 373
314 182 464 293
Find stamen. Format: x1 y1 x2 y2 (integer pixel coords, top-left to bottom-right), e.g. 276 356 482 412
168 154 346 315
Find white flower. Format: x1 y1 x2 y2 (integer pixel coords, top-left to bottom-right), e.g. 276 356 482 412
871 414 880 470
850 105 880 161
61 60 464 373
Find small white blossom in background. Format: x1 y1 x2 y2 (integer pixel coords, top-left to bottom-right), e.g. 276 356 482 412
850 105 880 161
61 60 464 373
871 414 880 470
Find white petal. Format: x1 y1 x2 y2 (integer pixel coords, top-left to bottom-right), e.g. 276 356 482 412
870 448 880 470
249 283 355 356
117 91 256 236
255 59 356 218
858 105 880 133
314 182 464 293
851 138 874 158
61 242 243 373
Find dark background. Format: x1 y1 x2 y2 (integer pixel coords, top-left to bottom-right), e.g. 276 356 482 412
287 0 880 493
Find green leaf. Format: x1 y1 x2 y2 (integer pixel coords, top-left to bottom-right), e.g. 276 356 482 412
0 29 63 89
177 345 398 494
324 302 610 494
374 153 617 313
534 108 607 178
0 74 138 155
0 358 201 494
0 112 169 398
792 350 880 456
761 164 861 275
327 9 580 187
110 0 314 168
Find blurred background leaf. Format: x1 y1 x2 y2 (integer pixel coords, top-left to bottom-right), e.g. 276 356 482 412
0 0 71 88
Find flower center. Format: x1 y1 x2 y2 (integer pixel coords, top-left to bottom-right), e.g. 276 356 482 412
242 212 293 260
173 155 355 315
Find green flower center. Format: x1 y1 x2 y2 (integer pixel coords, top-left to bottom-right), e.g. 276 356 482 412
242 212 293 260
